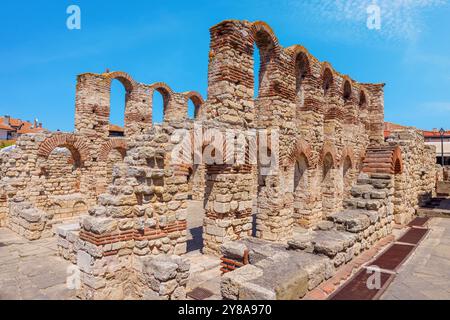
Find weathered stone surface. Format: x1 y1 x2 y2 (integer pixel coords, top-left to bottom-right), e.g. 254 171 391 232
329 210 371 233
221 241 248 260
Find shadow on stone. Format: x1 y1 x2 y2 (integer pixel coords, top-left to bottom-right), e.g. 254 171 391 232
187 226 203 252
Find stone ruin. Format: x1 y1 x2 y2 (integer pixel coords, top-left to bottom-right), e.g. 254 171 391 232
0 20 439 300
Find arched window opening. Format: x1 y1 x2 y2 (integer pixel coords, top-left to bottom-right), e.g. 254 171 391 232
343 81 352 101
253 44 261 99
253 30 275 99
109 79 127 137
343 156 352 178
359 90 368 108
394 159 402 174
343 155 353 195
294 155 308 192
152 89 169 124
187 94 203 120
293 154 310 227
323 68 333 96
322 153 334 182
187 100 196 120
295 53 309 108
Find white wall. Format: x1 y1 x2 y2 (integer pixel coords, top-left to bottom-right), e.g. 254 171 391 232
0 130 8 140
425 141 450 157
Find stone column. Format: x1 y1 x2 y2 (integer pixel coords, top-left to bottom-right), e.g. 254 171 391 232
203 165 254 256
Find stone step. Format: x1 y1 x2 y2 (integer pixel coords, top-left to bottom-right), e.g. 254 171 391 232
328 209 379 233
221 247 333 300
357 177 392 189
350 184 387 200
288 229 357 257
350 184 373 197
343 198 382 211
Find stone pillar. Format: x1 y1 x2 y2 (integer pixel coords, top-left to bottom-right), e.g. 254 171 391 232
256 173 294 241
203 165 254 256
75 73 111 140
364 83 385 145
124 82 152 137
133 255 190 300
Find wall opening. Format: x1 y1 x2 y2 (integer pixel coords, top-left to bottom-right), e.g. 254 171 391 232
343 80 352 101
187 100 196 120
152 90 165 124
343 155 353 196
321 152 335 217
293 154 309 226
323 68 333 96
359 90 367 108
109 79 127 137
253 30 275 99
295 52 309 109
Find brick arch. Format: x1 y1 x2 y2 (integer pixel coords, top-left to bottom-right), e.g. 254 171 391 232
318 142 338 168
358 88 369 109
286 138 314 168
104 71 136 93
250 21 281 99
250 21 281 55
37 134 91 166
321 62 335 95
393 146 403 174
184 91 204 119
98 138 127 162
342 76 352 101
287 45 313 106
340 146 355 168
286 45 313 75
149 82 174 121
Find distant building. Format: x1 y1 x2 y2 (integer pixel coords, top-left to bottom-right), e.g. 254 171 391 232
109 124 124 137
0 115 46 141
384 122 450 165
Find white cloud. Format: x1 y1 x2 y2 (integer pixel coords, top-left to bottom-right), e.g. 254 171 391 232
287 0 447 41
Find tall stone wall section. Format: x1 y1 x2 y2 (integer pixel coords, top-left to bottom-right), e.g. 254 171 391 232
73 123 191 299
201 20 384 251
387 129 437 225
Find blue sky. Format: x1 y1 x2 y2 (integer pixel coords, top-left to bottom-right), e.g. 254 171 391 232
1 0 450 131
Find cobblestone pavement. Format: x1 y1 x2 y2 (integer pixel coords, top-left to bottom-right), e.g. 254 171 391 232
0 228 76 300
381 218 450 300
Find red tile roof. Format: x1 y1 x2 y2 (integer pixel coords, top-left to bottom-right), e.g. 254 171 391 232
109 124 124 132
0 116 46 135
0 123 14 131
384 122 450 139
17 127 45 134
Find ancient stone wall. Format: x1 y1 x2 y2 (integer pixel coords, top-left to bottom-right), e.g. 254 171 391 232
72 122 192 299
0 70 205 240
386 129 437 224
200 20 383 249
0 19 440 300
